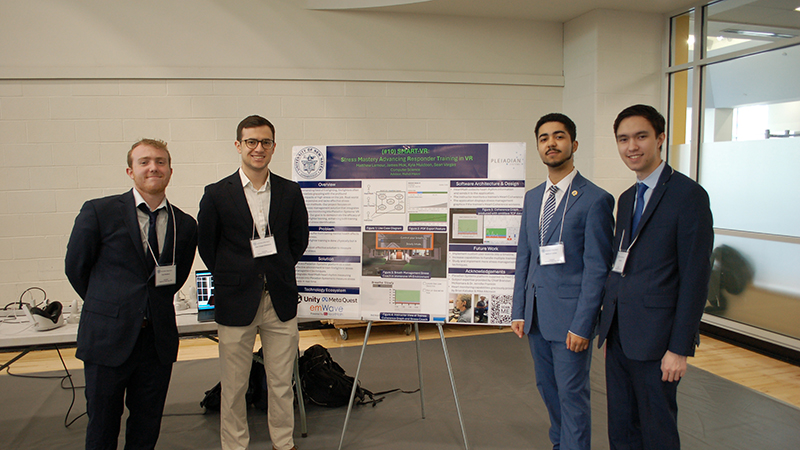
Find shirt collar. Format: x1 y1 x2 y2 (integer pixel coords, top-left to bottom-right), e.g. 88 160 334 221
545 167 578 192
132 188 167 211
238 167 270 192
639 161 666 190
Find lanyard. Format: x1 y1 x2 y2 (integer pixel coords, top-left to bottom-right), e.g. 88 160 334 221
539 180 572 246
144 202 177 267
251 216 273 240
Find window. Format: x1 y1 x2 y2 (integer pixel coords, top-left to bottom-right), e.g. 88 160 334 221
669 0 800 346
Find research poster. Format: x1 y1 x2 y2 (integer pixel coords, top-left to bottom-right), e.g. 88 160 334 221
292 143 525 325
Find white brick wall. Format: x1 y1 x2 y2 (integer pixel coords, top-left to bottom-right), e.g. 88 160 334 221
0 79 553 307
564 10 664 199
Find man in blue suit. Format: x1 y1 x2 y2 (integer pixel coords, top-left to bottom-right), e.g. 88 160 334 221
597 105 714 449
513 113 614 450
66 139 197 449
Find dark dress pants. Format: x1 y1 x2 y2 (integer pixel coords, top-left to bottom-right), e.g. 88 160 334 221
83 324 173 450
605 317 680 450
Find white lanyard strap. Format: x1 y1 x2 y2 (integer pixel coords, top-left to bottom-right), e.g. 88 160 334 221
145 202 177 266
540 180 572 246
252 217 273 240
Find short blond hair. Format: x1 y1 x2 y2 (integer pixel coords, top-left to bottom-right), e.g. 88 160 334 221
127 138 171 168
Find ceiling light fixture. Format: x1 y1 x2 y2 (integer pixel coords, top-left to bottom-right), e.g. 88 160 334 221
721 28 797 39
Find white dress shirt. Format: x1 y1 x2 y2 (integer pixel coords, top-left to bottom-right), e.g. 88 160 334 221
132 188 168 256
239 167 272 239
539 168 578 240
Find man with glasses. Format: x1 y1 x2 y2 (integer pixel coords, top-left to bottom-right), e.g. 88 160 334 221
198 115 309 450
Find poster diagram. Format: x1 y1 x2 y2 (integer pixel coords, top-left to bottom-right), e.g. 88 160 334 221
293 143 525 325
363 181 408 223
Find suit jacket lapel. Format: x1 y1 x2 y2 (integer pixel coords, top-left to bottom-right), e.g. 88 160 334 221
529 183 545 248
543 172 585 244
269 173 283 230
618 186 635 248
224 172 254 226
632 164 673 239
121 190 148 268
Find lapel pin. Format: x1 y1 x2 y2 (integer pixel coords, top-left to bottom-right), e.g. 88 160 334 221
571 190 577 196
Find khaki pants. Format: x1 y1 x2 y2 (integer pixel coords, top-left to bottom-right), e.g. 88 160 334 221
218 291 299 450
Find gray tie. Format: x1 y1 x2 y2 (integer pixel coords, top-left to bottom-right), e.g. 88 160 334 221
540 185 558 244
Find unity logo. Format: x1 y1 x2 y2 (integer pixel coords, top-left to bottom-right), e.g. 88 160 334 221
302 294 356 316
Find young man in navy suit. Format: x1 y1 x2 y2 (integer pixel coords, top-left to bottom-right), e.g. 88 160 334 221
66 139 198 449
597 105 714 449
512 113 614 450
198 115 309 450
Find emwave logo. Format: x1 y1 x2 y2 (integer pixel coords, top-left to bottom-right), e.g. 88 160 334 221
308 303 345 315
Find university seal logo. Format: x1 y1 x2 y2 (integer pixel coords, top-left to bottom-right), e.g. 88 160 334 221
294 146 325 179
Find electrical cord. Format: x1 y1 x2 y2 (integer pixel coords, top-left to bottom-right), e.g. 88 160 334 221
55 345 86 427
3 286 48 310
4 345 87 427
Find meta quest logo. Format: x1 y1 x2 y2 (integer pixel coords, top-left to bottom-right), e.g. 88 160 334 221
300 294 356 317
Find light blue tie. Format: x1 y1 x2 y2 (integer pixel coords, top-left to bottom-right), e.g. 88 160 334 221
540 185 558 244
631 182 648 233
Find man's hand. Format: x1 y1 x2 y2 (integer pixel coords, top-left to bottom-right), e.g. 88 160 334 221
566 332 589 352
511 321 525 338
661 350 688 382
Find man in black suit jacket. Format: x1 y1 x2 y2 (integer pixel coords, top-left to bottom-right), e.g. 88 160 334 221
597 105 713 449
198 115 309 450
65 139 197 449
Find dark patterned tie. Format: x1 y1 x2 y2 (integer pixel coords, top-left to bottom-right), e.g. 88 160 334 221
540 185 559 244
137 204 161 271
631 182 648 233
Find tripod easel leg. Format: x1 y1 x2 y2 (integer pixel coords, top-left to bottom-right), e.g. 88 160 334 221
338 320 373 450
414 322 426 419
438 323 469 450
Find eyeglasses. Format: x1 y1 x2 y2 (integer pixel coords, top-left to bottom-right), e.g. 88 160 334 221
241 139 275 150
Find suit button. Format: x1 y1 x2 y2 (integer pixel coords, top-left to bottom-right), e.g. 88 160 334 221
258 274 263 279
621 273 626 277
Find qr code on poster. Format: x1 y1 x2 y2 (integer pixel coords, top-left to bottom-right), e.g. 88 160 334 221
489 294 512 325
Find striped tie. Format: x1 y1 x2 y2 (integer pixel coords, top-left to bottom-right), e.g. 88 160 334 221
540 185 559 244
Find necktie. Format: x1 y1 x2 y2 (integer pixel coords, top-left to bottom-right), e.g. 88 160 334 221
631 182 648 233
138 204 161 271
540 185 559 244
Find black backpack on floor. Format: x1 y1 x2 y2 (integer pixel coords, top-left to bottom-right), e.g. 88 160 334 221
298 344 380 407
200 348 267 412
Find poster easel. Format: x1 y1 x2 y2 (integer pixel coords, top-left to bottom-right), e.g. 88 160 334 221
337 321 469 450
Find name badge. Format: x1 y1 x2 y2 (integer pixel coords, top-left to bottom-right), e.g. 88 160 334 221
251 236 277 258
155 265 177 286
539 243 566 265
612 251 629 274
